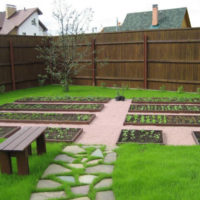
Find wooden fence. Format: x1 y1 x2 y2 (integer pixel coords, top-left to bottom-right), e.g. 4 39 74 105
1 27 200 92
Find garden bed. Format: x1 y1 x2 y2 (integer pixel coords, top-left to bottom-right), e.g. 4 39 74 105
0 126 20 138
0 103 104 112
124 114 200 126
117 129 164 144
0 113 95 124
129 104 200 113
15 96 111 103
132 97 200 104
44 127 83 142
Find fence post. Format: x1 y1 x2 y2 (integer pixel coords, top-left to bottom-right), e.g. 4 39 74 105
91 39 96 86
144 35 148 89
9 40 16 90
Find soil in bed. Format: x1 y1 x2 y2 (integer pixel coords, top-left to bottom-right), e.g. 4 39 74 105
44 127 83 142
0 113 95 124
129 104 200 113
16 96 111 103
117 129 163 144
132 97 200 104
0 103 104 112
0 126 20 138
124 114 200 126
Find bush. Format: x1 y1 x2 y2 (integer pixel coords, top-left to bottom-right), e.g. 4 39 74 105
160 85 166 92
177 86 184 94
197 88 200 95
0 85 5 94
37 74 47 86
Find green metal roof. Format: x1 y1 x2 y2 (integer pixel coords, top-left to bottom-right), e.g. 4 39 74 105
103 7 187 32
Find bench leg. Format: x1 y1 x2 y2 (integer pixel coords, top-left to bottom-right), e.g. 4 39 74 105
16 149 29 175
28 144 32 155
36 134 46 155
0 152 12 174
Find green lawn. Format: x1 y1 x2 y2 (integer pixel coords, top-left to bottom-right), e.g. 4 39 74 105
0 84 200 105
114 144 200 200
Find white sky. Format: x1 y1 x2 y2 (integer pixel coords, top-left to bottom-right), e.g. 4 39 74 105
1 0 200 34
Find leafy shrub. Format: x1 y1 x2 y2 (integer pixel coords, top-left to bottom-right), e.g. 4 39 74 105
38 74 47 86
177 86 184 94
160 85 166 92
0 85 5 94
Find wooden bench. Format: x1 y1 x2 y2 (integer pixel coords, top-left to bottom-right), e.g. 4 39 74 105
0 126 47 175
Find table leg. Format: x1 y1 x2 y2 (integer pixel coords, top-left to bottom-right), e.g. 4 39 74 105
36 133 46 155
0 152 12 174
16 149 29 175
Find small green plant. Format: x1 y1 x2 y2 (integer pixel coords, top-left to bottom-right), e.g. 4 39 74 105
177 86 184 94
37 74 47 86
100 82 106 88
0 85 5 94
160 85 166 92
197 88 200 95
113 84 117 88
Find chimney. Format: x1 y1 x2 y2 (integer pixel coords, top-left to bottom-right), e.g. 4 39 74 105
6 4 16 19
152 4 158 26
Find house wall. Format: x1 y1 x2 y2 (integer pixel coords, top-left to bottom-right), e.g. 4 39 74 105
17 12 46 36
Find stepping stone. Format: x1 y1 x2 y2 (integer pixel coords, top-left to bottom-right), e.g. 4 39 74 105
94 178 112 189
87 159 101 165
82 158 88 162
36 180 61 189
82 145 102 149
86 165 113 174
30 191 66 200
54 154 75 163
42 164 71 178
96 191 115 200
68 163 84 169
72 197 90 200
63 145 85 154
91 149 103 158
79 175 97 184
57 176 75 183
104 152 117 163
71 185 89 195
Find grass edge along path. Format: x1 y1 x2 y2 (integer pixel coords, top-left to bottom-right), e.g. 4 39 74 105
113 144 200 200
0 141 65 200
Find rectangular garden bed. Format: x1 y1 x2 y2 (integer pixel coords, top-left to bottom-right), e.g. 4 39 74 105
15 96 111 103
0 126 21 138
44 127 83 142
0 113 95 124
0 103 104 112
124 114 200 126
129 104 200 113
132 97 200 104
117 129 165 144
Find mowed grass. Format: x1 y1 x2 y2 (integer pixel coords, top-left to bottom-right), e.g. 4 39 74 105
0 142 65 200
113 144 200 200
0 84 200 105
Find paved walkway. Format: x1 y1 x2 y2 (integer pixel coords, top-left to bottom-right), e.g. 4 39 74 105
30 145 116 200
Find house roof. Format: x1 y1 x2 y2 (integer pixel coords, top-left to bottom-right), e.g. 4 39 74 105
0 7 47 34
103 7 190 32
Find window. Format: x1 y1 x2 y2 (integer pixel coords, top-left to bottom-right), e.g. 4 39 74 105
22 32 26 35
31 18 36 25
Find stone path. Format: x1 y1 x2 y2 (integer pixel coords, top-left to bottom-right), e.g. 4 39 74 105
30 145 117 200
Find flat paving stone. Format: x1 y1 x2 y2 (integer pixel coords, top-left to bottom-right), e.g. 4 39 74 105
96 191 115 200
54 154 75 163
42 164 71 178
91 149 103 158
81 158 88 162
63 145 85 154
36 180 61 189
57 175 75 183
79 175 97 184
68 163 84 169
30 191 66 200
87 159 101 165
71 185 89 195
104 152 117 163
94 178 112 189
71 197 90 200
86 165 113 174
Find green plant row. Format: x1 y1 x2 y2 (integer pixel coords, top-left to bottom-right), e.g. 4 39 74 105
129 104 200 112
125 114 200 125
0 103 103 111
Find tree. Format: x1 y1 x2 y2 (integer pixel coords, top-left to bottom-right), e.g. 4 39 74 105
37 0 94 91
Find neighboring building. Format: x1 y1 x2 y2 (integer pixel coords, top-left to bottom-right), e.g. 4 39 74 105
0 4 48 36
103 5 191 32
